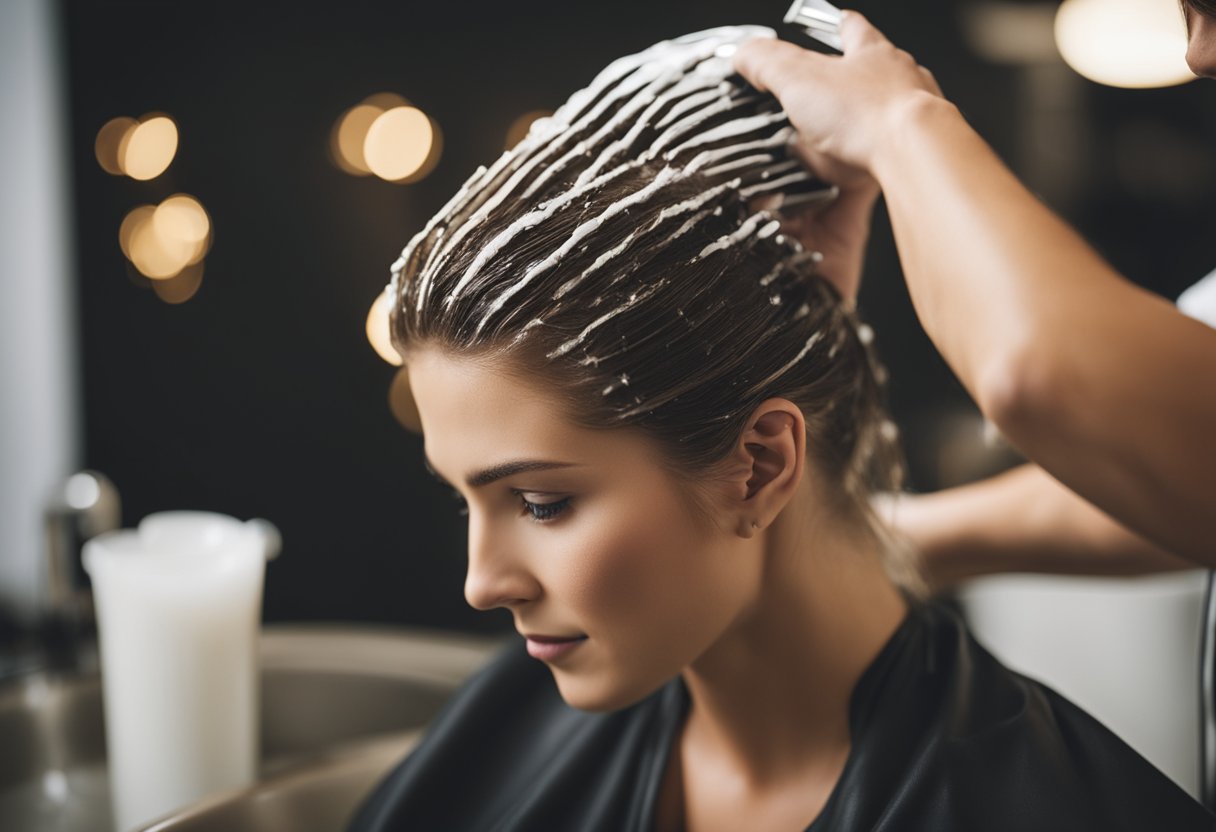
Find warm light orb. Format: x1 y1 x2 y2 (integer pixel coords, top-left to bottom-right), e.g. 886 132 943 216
95 117 137 175
119 205 157 261
333 104 383 175
361 92 409 111
505 109 554 150
121 115 179 180
129 218 193 279
331 94 440 182
152 194 211 265
121 194 212 280
152 262 205 304
364 106 438 182
1055 0 1195 88
367 289 403 366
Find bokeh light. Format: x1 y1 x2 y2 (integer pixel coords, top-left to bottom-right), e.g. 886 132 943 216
119 194 211 280
505 109 554 150
129 217 192 278
332 104 382 175
65 472 102 510
119 205 157 261
1055 0 1195 89
120 114 179 180
361 92 409 111
364 106 440 182
367 289 403 366
152 194 211 261
389 366 423 434
95 116 137 176
152 262 205 305
331 93 416 177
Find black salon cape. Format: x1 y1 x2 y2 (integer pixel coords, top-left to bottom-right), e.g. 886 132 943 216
349 601 1215 831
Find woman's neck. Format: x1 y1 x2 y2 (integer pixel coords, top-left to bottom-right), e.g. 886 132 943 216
679 485 909 787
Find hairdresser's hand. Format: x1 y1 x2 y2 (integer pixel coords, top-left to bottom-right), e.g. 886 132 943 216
775 179 878 304
734 11 944 186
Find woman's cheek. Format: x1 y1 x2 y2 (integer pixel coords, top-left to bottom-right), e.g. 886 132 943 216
564 517 655 627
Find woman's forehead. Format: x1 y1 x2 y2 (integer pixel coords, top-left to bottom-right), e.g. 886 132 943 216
408 349 653 476
408 350 556 424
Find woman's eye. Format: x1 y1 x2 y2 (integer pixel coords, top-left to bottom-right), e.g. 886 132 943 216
450 489 469 517
519 494 571 524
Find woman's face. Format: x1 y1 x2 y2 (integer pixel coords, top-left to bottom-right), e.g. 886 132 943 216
407 348 763 712
1185 5 1216 77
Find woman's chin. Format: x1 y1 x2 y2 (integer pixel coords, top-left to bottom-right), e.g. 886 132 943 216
551 669 667 713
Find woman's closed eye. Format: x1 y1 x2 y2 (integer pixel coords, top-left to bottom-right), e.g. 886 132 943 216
448 489 572 524
517 492 571 523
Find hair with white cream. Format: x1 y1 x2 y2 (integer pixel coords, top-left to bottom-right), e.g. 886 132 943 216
387 26 905 543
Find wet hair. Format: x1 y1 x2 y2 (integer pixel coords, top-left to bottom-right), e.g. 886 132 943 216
387 27 905 546
1188 0 1216 17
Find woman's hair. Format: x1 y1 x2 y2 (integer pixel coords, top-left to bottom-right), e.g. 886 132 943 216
1188 0 1216 17
387 27 904 538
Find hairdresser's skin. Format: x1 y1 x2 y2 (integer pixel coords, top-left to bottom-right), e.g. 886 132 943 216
407 347 907 830
880 464 1195 593
734 9 1216 576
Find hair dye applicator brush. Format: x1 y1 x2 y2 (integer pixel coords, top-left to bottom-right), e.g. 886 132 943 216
784 0 844 54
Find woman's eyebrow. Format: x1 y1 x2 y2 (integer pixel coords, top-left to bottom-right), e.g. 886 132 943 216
423 455 581 488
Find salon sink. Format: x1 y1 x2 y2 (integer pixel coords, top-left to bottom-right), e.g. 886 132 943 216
0 624 498 832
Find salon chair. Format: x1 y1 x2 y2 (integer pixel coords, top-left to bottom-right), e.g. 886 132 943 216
963 569 1212 807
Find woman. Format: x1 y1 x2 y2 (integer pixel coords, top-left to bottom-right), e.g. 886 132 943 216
734 4 1216 577
349 28 1213 831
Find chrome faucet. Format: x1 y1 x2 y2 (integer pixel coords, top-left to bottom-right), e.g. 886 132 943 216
39 470 121 670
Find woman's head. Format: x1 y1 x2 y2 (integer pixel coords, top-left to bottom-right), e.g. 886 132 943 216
387 27 906 708
389 27 900 521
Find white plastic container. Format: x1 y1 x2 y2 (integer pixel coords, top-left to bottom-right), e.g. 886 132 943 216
83 511 280 831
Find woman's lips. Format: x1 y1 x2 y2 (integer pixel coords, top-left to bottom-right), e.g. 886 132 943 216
525 634 588 662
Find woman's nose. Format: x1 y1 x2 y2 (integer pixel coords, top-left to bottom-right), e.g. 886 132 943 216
463 518 540 611
1186 9 1216 78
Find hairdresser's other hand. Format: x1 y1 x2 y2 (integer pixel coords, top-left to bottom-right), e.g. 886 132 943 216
775 179 878 304
733 11 944 185
874 466 1200 596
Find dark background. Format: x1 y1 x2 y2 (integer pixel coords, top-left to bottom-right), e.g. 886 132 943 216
61 0 1216 635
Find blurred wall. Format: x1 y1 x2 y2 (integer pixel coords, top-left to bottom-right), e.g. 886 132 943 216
0 0 80 623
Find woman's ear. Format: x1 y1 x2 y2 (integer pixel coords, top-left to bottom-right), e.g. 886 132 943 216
724 399 806 537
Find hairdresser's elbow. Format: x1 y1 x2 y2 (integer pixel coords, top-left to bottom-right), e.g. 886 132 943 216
974 340 1066 444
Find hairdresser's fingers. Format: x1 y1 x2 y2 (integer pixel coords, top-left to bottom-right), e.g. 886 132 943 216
838 10 892 54
733 37 826 98
788 135 875 191
776 173 879 303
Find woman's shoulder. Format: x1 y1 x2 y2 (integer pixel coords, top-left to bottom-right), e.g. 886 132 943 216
348 639 682 831
829 600 1215 831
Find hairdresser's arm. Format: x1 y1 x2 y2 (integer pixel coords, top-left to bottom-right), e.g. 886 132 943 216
736 14 1216 565
884 465 1196 594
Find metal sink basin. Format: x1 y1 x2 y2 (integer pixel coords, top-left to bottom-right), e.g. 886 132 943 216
0 624 498 831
